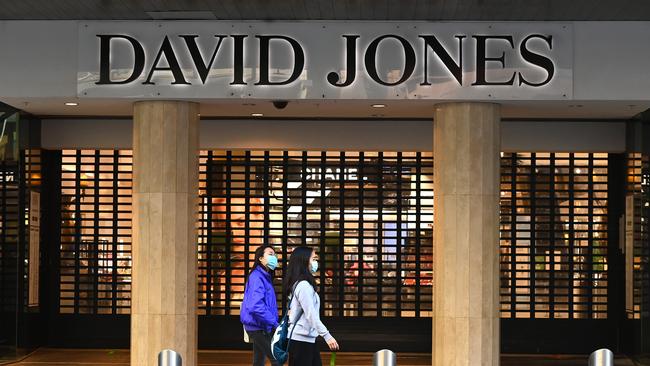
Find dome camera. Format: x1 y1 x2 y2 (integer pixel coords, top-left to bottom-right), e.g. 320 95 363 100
272 100 289 109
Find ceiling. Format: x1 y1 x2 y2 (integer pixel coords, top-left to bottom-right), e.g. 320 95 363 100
1 0 650 21
2 97 646 119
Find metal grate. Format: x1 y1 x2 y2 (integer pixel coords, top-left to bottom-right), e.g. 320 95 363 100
499 152 609 319
0 160 19 312
23 149 41 308
59 150 132 314
626 152 650 319
197 150 434 317
55 149 614 321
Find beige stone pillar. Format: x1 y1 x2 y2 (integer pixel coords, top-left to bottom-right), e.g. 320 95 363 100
131 101 199 366
432 103 500 366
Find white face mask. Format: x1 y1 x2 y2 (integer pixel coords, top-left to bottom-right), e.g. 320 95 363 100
265 254 278 270
310 260 319 274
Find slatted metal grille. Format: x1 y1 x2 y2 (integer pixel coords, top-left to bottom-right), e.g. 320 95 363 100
499 152 609 319
56 149 612 320
0 160 20 312
198 150 434 317
59 150 132 314
627 153 650 319
0 149 40 312
23 149 41 308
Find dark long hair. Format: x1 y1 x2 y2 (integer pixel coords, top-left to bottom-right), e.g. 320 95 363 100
283 246 317 297
248 244 276 280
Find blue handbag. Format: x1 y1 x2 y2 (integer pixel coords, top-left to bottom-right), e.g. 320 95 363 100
271 283 303 365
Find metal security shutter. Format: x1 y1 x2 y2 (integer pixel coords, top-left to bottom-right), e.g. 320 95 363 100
0 160 19 312
500 152 609 319
59 150 132 314
198 150 434 318
627 152 650 319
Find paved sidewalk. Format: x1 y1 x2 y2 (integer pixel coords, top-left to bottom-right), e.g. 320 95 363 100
0 348 638 366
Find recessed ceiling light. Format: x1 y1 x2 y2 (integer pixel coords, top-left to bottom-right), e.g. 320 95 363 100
251 113 264 117
65 102 78 106
372 104 386 108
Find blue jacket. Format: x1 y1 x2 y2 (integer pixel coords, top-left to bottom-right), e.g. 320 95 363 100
240 266 279 333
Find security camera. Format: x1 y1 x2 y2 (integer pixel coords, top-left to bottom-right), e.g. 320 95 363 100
272 100 289 109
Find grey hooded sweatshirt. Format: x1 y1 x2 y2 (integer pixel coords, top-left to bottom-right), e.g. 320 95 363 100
287 280 333 343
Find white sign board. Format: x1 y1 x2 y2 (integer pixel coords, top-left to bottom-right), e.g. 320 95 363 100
77 21 573 100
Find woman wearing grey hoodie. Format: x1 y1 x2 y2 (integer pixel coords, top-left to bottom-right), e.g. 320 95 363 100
284 246 339 366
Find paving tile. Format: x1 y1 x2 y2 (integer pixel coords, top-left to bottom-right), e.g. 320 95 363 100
1 348 638 366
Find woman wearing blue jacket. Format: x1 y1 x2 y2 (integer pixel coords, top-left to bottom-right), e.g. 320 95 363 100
241 244 281 366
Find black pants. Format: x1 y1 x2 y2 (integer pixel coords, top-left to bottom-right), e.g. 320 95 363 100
248 330 280 366
288 339 322 366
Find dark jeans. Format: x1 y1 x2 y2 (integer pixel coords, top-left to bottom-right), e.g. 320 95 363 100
248 330 280 366
288 339 322 366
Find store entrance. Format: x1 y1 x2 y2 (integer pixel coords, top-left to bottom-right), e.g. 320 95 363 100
38 148 625 353
198 150 434 351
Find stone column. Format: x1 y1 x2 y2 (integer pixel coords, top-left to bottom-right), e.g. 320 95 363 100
432 102 501 366
131 101 199 366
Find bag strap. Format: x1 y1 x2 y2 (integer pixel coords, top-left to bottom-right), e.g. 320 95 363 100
286 281 305 348
288 281 304 323
287 312 302 346
285 281 300 313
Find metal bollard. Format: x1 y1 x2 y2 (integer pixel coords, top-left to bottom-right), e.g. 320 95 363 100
158 349 182 366
588 348 613 366
373 349 396 366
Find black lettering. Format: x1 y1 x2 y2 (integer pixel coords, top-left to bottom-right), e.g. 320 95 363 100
518 34 554 87
471 35 516 86
96 35 145 85
231 35 248 85
180 35 226 84
420 35 465 86
365 35 416 86
143 36 190 85
255 35 305 86
327 35 360 87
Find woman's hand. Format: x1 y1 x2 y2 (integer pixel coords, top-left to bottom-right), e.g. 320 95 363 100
326 337 339 351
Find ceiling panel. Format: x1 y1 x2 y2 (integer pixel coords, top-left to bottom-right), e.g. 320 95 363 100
293 0 311 20
316 0 335 19
413 0 430 21
1 0 650 21
368 0 388 21
332 0 347 19
302 0 321 19
216 0 242 20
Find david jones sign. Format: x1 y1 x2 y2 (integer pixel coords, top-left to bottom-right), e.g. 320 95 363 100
96 33 554 87
77 22 572 99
